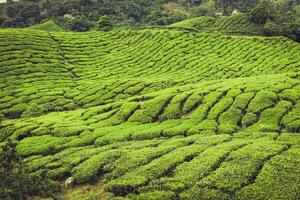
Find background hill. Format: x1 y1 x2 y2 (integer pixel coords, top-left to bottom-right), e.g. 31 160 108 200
169 14 264 35
29 19 64 31
0 0 299 41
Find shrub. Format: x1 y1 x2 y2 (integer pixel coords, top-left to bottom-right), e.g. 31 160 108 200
22 103 45 118
218 124 239 134
207 97 233 120
236 148 300 200
263 20 282 36
97 15 113 31
232 92 255 110
242 112 258 127
126 191 176 200
279 89 300 103
249 0 275 24
16 135 71 157
68 16 94 32
4 103 27 118
72 149 121 183
107 144 208 195
182 91 205 115
248 90 277 113
128 96 172 123
160 93 189 120
282 101 300 132
248 100 292 132
0 127 15 142
0 140 60 200
158 138 245 192
195 140 287 194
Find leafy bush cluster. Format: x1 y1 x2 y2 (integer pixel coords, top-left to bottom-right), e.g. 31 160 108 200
0 0 299 41
0 140 60 200
0 0 193 30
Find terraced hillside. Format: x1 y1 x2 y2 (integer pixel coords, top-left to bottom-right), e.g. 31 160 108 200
169 14 264 35
0 28 300 200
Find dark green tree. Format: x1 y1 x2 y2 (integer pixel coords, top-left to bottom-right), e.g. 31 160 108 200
97 15 113 31
249 0 275 24
215 0 259 15
263 20 282 36
69 15 93 31
282 22 300 42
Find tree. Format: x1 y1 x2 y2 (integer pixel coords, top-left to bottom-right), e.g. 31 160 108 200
20 2 41 19
42 0 67 18
263 20 282 36
97 15 113 31
282 22 300 42
249 0 275 24
192 0 216 16
69 15 93 32
214 0 259 15
6 4 18 18
295 5 300 23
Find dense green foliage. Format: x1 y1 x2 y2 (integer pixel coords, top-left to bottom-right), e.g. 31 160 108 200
170 14 264 35
97 16 113 31
0 0 193 29
29 19 64 31
171 10 300 42
0 27 299 199
0 2 299 199
0 0 299 39
1 28 299 119
0 140 60 199
171 0 300 41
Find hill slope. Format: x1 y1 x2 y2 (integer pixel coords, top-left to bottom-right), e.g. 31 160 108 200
169 14 264 35
0 28 300 199
1 28 299 118
29 20 65 32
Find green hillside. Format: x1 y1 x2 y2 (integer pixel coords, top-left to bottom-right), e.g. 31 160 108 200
0 28 300 199
1 28 299 119
169 14 264 35
29 20 65 32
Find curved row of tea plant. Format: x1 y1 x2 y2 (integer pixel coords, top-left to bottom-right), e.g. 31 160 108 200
169 14 264 35
0 27 300 199
1 72 300 199
0 28 299 119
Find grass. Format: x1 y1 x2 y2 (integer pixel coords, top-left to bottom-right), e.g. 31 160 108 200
0 26 299 200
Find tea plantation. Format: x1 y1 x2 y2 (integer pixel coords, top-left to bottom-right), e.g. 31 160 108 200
169 14 264 35
0 27 300 199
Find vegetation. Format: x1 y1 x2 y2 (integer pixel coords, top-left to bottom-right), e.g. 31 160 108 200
170 0 300 41
29 20 64 32
0 25 299 199
0 0 299 42
0 140 60 199
170 14 265 34
97 16 113 31
0 0 193 29
0 1 299 199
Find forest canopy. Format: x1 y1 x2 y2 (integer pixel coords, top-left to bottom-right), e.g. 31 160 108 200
0 0 299 41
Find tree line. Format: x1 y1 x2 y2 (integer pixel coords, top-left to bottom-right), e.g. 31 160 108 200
0 0 299 41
